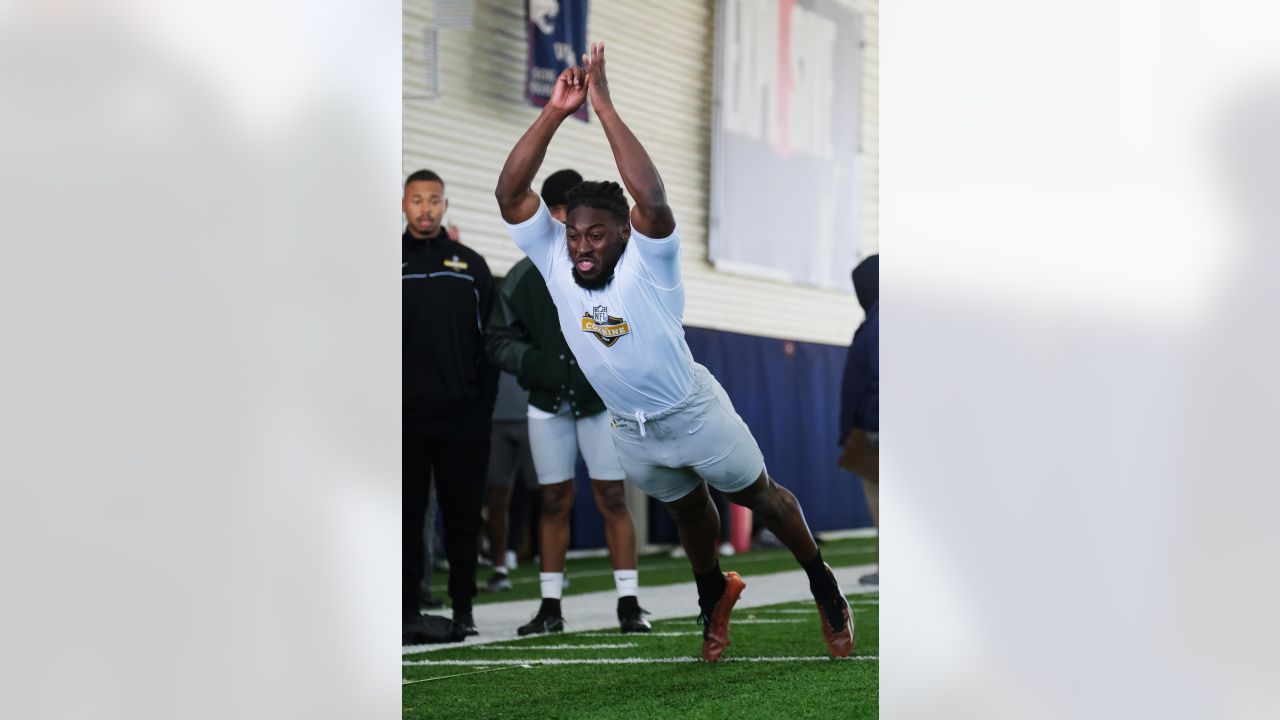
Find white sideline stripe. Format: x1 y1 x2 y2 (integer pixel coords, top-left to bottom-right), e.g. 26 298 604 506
420 621 811 651
405 616 861 652
407 564 877 653
752 603 877 615
404 643 450 654
406 656 878 667
581 631 701 638
653 618 804 625
474 643 637 650
403 665 532 684
751 609 822 615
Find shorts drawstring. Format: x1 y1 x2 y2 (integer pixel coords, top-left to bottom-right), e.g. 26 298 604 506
634 410 647 438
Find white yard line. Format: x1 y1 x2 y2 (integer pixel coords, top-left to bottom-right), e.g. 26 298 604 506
473 643 638 650
651 618 804 625
405 656 878 667
747 608 825 615
579 631 702 638
751 602 877 615
402 665 533 683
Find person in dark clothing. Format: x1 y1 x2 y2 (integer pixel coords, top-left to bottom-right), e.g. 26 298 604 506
838 254 879 586
482 367 538 593
402 169 497 641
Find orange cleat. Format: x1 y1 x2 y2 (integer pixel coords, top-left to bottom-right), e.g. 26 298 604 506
814 563 855 657
699 571 746 661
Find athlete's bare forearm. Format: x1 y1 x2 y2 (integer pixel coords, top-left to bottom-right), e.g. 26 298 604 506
496 67 588 224
494 109 565 223
596 106 673 227
584 41 675 237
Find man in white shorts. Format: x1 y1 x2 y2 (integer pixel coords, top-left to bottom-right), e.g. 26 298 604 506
494 42 854 661
487 169 651 635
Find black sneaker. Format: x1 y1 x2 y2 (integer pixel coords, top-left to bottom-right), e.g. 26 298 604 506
517 609 565 636
403 614 466 645
617 602 652 634
858 572 879 586
452 610 479 637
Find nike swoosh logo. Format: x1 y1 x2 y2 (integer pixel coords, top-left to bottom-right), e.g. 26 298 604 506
402 262 409 268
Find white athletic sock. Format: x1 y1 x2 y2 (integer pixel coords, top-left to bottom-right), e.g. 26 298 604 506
494 565 508 576
614 569 639 598
540 572 564 600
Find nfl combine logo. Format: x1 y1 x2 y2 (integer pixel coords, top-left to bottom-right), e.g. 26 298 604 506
581 305 630 347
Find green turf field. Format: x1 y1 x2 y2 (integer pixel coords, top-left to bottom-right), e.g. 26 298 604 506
407 538 879 718
428 537 878 604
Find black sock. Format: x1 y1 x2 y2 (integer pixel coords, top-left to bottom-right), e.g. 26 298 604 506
617 595 640 616
802 549 838 599
539 598 562 617
694 562 726 614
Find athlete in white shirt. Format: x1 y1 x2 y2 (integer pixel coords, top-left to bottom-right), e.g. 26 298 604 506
495 42 853 661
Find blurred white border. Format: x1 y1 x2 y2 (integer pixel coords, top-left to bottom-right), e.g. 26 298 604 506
0 1 401 718
885 1 1280 717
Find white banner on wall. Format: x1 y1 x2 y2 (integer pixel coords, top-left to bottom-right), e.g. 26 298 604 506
710 0 861 292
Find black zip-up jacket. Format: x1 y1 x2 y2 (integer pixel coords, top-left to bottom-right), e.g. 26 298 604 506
402 230 497 436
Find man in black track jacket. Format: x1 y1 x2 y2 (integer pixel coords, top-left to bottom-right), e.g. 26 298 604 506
402 168 496 642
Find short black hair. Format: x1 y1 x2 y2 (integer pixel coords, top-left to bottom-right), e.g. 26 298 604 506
541 169 583 207
405 169 444 190
565 180 630 224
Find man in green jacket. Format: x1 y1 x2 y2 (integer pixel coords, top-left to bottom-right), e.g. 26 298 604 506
487 169 651 635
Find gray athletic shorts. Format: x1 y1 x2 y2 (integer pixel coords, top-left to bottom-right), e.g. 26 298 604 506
486 420 538 489
608 364 765 503
527 405 626 484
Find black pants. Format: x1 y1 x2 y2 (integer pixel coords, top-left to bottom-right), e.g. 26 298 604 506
404 430 488 620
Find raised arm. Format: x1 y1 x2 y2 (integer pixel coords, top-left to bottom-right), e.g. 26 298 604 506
583 42 676 238
495 66 589 224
